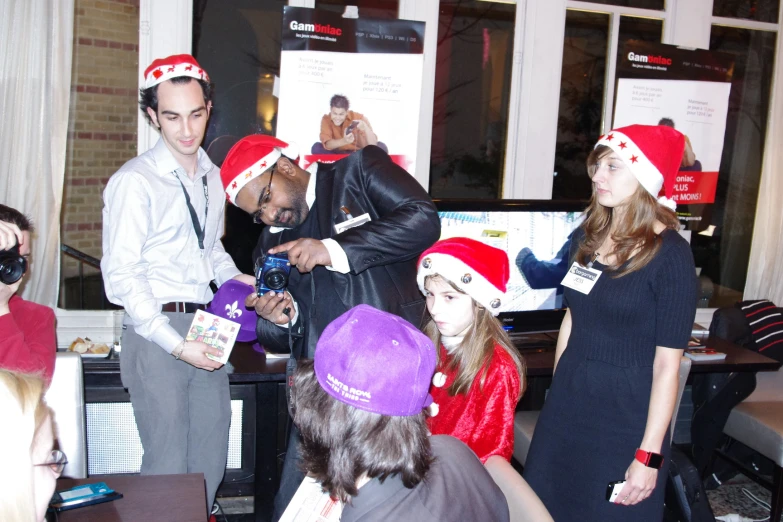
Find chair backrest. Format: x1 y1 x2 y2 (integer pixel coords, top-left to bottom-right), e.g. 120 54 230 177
484 456 554 522
44 353 87 478
744 366 783 403
671 355 691 438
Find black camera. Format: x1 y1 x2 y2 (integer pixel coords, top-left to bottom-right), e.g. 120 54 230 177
256 253 291 296
0 243 27 286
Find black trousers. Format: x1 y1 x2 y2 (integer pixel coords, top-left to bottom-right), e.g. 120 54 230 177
272 424 306 521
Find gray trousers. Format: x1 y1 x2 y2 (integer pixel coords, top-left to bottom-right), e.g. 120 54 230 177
120 312 231 512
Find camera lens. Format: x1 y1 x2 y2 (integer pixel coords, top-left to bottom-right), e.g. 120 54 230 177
264 267 288 291
0 253 26 285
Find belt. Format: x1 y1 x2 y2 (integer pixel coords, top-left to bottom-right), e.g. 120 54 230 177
161 302 205 313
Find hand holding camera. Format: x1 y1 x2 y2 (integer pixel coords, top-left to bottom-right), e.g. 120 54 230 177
270 239 331 274
245 290 294 325
247 253 294 325
0 220 27 315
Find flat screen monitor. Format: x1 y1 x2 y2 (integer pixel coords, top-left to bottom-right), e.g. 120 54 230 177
434 199 588 334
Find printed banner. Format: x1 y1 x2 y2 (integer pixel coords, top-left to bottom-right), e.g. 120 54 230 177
614 41 734 231
278 7 425 175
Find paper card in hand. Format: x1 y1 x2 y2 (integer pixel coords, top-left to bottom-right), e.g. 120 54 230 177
186 310 240 364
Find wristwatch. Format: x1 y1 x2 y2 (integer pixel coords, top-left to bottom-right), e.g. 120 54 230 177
635 449 664 469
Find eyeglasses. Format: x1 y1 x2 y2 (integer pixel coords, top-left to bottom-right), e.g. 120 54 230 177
35 449 68 476
252 167 276 225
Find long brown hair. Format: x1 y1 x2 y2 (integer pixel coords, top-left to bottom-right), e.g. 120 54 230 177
577 145 680 276
423 275 526 400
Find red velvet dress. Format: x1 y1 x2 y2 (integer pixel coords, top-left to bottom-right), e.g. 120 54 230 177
427 343 521 463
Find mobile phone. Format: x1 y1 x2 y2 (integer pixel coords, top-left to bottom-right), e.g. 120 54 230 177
50 482 123 511
605 480 625 502
346 120 360 134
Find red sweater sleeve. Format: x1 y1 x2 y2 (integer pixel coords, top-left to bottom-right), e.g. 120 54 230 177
0 296 57 384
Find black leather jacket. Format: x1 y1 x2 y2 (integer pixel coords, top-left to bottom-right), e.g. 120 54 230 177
254 146 441 358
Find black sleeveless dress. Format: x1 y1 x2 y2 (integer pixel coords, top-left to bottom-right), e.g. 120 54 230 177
523 228 698 521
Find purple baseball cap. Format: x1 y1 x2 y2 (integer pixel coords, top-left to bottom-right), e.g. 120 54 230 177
206 280 257 342
314 304 436 416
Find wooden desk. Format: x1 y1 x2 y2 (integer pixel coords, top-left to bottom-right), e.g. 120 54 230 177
81 343 286 522
56 473 207 522
521 336 782 377
519 336 782 411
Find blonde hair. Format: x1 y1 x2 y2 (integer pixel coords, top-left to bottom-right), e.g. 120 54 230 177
0 370 51 522
578 145 680 276
423 275 526 399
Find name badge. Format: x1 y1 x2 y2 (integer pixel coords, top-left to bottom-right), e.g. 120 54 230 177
334 213 371 234
560 262 602 295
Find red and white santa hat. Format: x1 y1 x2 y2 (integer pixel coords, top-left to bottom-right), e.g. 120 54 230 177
143 54 209 89
594 124 685 210
220 135 299 204
417 237 509 316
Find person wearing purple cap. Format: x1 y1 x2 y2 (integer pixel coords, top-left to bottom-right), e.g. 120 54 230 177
288 304 510 521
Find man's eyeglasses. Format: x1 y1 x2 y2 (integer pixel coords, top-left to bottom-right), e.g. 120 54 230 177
252 167 276 225
35 449 68 476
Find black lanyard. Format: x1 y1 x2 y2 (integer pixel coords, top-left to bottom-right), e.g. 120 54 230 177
175 172 209 250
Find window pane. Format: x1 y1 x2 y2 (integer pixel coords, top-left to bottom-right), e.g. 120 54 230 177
697 27 777 306
193 0 286 275
584 0 664 10
193 0 284 142
430 0 516 198
315 0 399 20
616 16 664 64
61 0 140 309
552 11 609 199
553 13 662 200
713 0 780 24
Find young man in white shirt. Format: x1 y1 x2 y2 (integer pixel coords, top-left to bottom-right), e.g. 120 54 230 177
101 54 255 514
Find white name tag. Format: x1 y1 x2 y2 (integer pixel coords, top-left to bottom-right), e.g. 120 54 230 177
334 213 371 234
560 262 602 295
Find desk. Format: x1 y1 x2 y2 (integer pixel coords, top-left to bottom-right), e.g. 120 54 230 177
522 336 782 377
56 473 206 522
519 336 782 411
81 343 286 522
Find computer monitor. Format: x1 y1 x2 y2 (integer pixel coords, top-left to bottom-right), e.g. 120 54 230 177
434 199 588 333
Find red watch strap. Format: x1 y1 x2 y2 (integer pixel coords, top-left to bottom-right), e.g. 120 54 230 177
635 449 664 469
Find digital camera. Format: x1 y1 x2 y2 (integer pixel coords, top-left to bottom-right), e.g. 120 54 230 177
256 252 291 296
0 243 27 286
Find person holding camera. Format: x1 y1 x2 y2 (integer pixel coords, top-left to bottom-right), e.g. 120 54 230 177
220 134 440 518
0 205 56 385
101 55 255 514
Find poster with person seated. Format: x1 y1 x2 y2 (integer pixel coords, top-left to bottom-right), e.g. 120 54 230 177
613 41 734 233
277 7 424 175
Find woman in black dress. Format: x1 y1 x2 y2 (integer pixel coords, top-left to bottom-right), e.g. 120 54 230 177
523 124 698 521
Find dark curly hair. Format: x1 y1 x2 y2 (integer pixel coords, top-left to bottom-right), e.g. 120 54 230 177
139 76 214 125
292 359 433 503
0 204 34 233
329 94 350 110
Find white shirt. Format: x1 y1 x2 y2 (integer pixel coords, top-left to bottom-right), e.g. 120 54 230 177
268 162 350 273
101 138 241 353
264 163 351 325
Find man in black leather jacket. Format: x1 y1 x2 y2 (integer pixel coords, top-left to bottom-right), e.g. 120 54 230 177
221 135 440 518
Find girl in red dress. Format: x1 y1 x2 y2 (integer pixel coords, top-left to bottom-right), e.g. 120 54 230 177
417 237 525 462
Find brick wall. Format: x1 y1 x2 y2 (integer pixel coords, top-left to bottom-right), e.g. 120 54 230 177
62 0 139 280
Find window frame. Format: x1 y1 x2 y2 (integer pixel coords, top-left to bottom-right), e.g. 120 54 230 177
141 0 780 314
